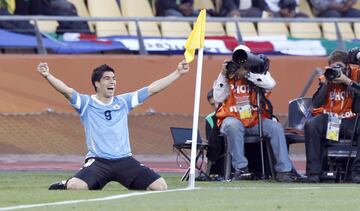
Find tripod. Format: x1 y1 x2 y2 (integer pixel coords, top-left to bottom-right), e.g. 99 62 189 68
253 85 275 179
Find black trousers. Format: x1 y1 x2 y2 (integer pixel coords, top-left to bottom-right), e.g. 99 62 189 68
305 114 360 175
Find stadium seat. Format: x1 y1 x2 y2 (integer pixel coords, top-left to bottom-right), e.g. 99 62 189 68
87 0 128 37
213 0 222 14
193 0 215 10
298 0 315 18
355 0 360 9
37 21 59 33
67 0 94 32
206 22 226 36
289 22 322 39
191 0 226 37
220 134 275 180
322 22 355 40
226 22 258 39
284 97 312 145
170 127 209 181
257 22 289 36
120 0 161 37
161 21 192 38
354 22 360 39
285 97 358 182
322 134 358 182
151 0 157 15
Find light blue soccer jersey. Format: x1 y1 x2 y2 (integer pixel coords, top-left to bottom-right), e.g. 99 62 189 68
69 87 149 159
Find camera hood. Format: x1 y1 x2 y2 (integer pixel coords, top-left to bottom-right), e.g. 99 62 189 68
232 49 264 67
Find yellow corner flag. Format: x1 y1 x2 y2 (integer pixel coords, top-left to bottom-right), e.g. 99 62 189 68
184 9 206 63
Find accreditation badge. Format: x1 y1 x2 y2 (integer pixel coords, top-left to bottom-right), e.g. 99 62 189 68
236 96 252 119
326 115 341 141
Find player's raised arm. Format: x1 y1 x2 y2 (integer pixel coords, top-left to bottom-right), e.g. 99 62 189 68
37 62 73 99
148 59 189 96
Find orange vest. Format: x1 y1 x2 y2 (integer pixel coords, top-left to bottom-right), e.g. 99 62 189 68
216 78 271 128
312 64 360 118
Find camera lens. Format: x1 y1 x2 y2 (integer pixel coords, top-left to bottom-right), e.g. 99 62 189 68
349 47 360 65
232 49 247 64
324 66 341 81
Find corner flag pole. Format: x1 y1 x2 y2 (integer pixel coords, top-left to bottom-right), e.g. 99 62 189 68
183 9 206 189
188 47 204 189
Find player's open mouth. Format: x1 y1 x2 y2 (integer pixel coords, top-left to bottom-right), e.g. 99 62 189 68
107 87 114 91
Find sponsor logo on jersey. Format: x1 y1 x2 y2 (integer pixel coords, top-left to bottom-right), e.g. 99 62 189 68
329 90 350 101
229 105 256 112
230 84 250 94
322 110 356 118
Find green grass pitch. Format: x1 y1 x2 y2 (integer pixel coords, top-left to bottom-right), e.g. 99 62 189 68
1 171 360 211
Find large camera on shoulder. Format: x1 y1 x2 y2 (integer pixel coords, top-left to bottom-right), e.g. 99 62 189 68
225 48 269 78
349 47 360 65
324 64 346 81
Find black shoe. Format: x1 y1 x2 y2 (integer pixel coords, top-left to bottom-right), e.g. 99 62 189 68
48 180 67 190
232 167 253 181
306 174 320 183
276 171 294 183
290 169 307 182
196 174 213 181
352 174 360 184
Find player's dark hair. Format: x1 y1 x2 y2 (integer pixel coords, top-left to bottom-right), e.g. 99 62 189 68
91 64 115 91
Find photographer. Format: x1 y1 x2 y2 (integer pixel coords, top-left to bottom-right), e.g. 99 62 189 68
305 48 360 183
213 45 294 182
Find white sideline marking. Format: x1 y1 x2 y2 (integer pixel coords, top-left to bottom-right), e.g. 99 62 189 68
288 187 321 190
0 188 196 211
205 186 358 191
1 185 358 210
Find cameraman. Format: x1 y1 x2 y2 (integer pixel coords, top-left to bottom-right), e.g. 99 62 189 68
213 45 294 182
305 48 360 183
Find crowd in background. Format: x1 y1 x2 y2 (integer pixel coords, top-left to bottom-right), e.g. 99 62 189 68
0 0 359 35
0 0 89 34
155 0 360 18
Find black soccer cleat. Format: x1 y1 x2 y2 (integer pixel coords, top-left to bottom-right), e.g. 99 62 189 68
48 180 67 190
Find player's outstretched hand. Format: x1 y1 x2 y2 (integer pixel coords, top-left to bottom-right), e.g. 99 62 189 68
176 59 190 75
37 62 50 78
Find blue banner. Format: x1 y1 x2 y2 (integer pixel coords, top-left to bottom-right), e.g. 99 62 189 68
0 30 129 53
